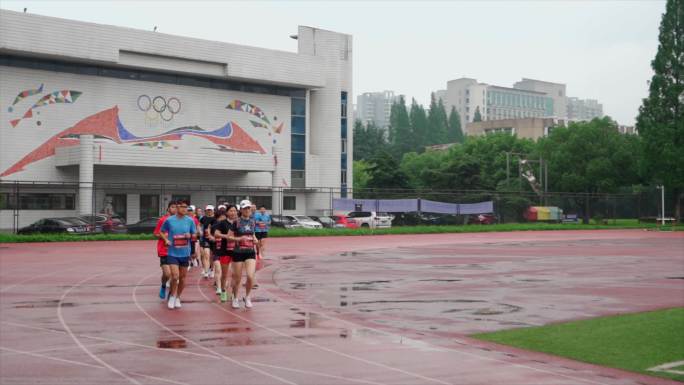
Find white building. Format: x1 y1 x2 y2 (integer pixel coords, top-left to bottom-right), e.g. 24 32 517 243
355 90 398 130
441 78 555 130
0 10 353 230
567 97 604 121
513 78 567 119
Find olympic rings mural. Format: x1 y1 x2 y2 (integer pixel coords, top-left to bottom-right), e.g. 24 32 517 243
137 95 181 122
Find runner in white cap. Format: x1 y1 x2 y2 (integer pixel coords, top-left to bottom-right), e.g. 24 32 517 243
227 200 258 308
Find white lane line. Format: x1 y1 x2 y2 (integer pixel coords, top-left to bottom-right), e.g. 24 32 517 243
0 346 189 385
0 341 115 357
1 321 221 360
648 360 684 375
244 360 386 385
132 271 299 385
264 264 613 385
57 269 142 385
196 277 449 385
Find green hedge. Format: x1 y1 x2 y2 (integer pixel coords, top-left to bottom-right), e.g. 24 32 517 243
1 221 680 243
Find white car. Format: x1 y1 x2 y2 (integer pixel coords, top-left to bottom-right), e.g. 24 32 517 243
285 215 323 229
346 211 393 229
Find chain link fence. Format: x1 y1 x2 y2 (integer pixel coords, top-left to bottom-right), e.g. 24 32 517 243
0 180 677 233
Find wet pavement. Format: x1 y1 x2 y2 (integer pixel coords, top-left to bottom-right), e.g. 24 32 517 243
0 230 682 385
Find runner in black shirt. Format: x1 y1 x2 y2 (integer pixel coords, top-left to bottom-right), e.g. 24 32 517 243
199 205 217 280
227 200 258 309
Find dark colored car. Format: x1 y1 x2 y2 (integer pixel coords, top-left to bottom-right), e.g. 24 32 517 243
18 217 98 235
79 214 127 234
126 217 160 234
271 215 303 229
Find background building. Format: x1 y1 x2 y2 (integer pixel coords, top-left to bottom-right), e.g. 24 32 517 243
355 90 398 130
513 78 567 119
0 10 352 230
442 78 555 130
567 97 604 121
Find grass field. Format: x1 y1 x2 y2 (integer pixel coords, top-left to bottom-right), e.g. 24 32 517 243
0 221 681 243
473 308 684 382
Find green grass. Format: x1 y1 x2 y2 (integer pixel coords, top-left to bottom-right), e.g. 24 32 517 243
0 221 681 243
473 308 684 382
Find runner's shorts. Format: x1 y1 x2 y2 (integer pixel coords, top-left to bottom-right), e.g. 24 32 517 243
166 256 190 267
255 232 268 240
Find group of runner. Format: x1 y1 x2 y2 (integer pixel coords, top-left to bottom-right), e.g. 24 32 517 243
153 199 271 310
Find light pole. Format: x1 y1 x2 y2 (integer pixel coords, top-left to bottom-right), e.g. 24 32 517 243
656 185 665 227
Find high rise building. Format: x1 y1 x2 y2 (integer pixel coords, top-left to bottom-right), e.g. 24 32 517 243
513 78 567 119
355 91 398 130
567 97 604 121
441 78 555 130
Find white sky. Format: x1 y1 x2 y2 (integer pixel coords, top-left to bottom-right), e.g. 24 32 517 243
1 1 665 125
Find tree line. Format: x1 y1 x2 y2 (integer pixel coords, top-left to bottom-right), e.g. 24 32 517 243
352 0 683 221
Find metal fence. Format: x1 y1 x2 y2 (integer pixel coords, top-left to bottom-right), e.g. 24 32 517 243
0 180 676 233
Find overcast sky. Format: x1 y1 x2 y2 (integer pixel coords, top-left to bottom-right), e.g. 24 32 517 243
1 1 665 125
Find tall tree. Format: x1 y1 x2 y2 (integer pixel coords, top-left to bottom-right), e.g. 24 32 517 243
427 93 449 145
447 106 464 143
389 96 412 158
366 150 410 190
636 0 684 219
473 106 483 122
409 99 428 151
353 119 388 161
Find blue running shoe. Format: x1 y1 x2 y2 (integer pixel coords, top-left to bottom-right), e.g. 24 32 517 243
159 285 166 300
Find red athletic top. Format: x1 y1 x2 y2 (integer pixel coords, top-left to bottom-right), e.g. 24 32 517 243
154 215 170 257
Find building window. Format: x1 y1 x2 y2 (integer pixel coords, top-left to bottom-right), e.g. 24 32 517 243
251 196 273 210
105 194 127 220
291 95 307 188
283 196 296 211
341 138 347 154
341 170 347 185
291 134 306 152
0 193 75 210
0 54 305 98
341 91 349 197
140 194 160 219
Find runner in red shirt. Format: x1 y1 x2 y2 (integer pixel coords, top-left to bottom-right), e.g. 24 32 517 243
154 201 177 300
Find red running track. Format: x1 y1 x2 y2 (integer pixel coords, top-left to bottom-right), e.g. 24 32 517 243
0 230 682 385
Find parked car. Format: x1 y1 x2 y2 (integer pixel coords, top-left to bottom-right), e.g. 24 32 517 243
126 217 160 234
346 211 393 229
271 215 303 230
331 215 359 229
309 216 341 229
79 214 127 234
18 217 99 235
285 215 323 229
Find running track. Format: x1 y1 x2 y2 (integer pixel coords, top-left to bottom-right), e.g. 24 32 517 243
0 230 682 384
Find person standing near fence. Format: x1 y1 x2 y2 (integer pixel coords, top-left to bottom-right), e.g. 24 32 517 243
159 200 197 310
153 201 176 300
254 205 271 259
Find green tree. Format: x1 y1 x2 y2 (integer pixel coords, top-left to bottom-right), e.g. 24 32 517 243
636 0 684 219
473 106 483 122
366 150 410 190
409 99 428 151
447 106 464 143
538 118 642 223
353 160 371 190
353 119 388 161
427 93 449 145
388 96 412 158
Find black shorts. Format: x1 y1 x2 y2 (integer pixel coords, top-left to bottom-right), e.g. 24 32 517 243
159 256 168 266
200 239 214 249
232 251 256 263
212 252 221 262
255 232 268 240
190 241 196 255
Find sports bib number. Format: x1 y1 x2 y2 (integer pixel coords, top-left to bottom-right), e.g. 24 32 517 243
173 234 188 247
